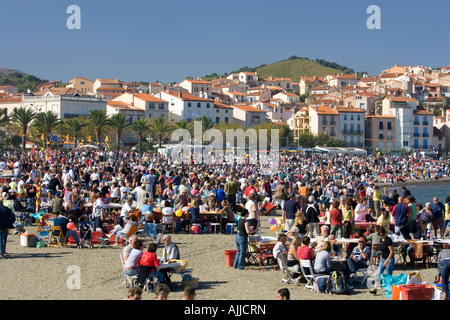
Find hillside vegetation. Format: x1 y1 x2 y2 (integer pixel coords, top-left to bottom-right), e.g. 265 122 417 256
202 56 361 82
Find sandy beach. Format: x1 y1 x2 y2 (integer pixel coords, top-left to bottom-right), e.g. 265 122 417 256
0 208 441 301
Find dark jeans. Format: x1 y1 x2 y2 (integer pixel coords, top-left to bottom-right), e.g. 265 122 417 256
234 234 248 270
0 228 8 254
440 259 450 293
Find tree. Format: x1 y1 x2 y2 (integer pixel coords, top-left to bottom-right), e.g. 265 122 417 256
33 111 60 148
61 116 88 149
109 113 131 146
88 109 110 143
130 118 150 154
197 116 214 133
297 132 317 148
149 117 175 148
11 107 37 152
0 108 9 128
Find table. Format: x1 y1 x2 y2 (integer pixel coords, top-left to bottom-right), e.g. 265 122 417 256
157 262 182 274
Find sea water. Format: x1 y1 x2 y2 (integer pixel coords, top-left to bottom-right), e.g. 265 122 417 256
386 182 450 206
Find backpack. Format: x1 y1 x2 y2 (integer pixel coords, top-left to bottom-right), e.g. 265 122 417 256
328 271 350 295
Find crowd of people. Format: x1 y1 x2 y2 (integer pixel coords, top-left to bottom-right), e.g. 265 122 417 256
0 147 450 299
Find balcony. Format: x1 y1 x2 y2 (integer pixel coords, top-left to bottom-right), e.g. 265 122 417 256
322 120 328 125
423 121 429 125
343 129 363 135
414 121 420 125
413 133 420 137
423 133 429 137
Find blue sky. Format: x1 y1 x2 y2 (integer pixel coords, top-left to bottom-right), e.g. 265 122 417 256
1 0 449 83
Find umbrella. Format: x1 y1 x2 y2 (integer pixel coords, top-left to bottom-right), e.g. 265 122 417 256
77 144 99 149
133 165 147 170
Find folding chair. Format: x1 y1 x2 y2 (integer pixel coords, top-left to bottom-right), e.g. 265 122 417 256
48 225 68 248
371 244 381 266
412 242 429 269
246 239 260 266
299 259 320 291
119 253 138 288
117 224 139 246
138 223 162 246
33 215 49 233
355 266 369 284
259 243 276 271
277 256 299 285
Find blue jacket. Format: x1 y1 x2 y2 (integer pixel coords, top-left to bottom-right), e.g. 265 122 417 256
0 204 15 229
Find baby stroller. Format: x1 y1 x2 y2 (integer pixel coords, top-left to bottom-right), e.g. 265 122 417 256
79 221 93 249
14 199 33 227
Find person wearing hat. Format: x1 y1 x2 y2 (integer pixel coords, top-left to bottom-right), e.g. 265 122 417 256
51 192 64 214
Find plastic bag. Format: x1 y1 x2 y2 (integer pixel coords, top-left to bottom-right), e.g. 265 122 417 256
381 273 408 299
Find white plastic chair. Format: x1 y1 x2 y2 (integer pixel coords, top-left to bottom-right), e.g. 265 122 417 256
119 253 138 288
299 259 320 291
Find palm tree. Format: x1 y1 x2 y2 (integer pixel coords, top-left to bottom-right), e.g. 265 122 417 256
88 109 110 143
198 116 214 132
0 108 9 127
33 111 60 148
130 118 150 154
149 117 175 148
11 107 37 152
109 113 130 147
62 116 88 149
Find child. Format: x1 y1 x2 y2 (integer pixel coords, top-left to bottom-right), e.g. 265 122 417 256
136 242 164 288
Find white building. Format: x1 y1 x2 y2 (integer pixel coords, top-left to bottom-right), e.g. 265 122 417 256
156 90 215 122
231 105 266 127
179 79 213 98
0 89 107 119
336 107 365 147
111 92 169 120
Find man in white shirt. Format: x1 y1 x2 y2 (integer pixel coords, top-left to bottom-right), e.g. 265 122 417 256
120 197 134 227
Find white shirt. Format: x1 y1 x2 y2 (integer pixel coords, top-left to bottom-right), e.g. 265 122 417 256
93 199 106 218
121 202 133 218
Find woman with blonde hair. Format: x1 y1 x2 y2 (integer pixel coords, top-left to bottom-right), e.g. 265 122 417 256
314 241 332 275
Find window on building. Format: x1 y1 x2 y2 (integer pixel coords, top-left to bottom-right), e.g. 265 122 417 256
188 102 191 107
387 121 392 130
379 122 384 129
197 103 201 108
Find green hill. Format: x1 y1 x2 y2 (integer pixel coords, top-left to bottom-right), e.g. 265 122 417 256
202 57 362 82
256 59 341 82
0 72 48 93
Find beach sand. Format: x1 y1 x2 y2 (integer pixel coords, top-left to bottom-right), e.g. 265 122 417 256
0 209 440 301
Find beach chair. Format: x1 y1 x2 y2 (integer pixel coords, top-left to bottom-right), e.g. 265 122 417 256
32 214 49 233
48 225 68 248
260 202 276 216
138 223 162 246
117 224 139 246
119 253 138 288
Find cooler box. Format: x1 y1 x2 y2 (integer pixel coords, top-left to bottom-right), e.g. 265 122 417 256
224 250 237 267
433 282 450 300
226 223 236 234
20 233 36 247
